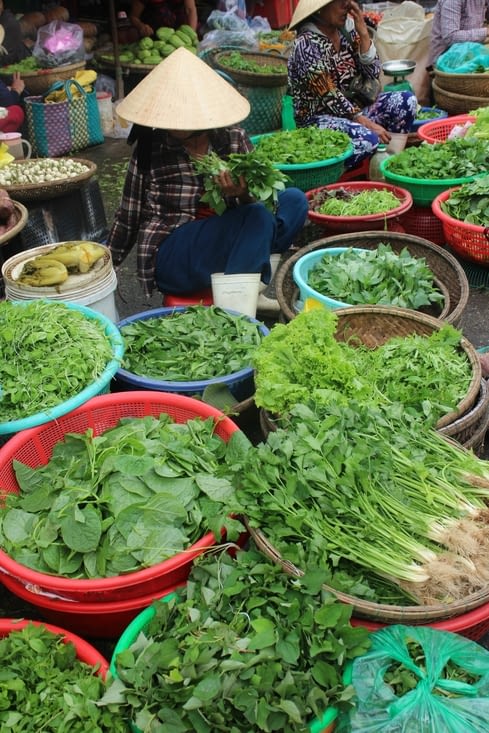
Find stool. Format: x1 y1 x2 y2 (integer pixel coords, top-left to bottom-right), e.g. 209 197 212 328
337 157 370 182
162 287 213 307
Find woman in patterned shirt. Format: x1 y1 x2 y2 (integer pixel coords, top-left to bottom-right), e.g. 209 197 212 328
107 47 308 314
287 0 417 168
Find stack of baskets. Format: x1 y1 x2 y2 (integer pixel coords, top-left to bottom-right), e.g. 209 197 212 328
207 49 288 135
432 68 489 115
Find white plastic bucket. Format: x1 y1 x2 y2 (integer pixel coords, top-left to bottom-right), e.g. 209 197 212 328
211 272 260 318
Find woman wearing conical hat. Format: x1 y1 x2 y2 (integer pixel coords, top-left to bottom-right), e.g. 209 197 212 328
287 0 417 168
107 47 308 316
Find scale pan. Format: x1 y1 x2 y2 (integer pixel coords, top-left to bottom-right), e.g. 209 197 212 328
382 59 416 75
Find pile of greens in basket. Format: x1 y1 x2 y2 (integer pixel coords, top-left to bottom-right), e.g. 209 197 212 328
120 305 264 381
0 299 115 424
440 174 489 225
384 137 489 180
0 622 127 732
253 308 472 426
0 412 244 578
304 244 444 310
310 186 402 216
252 127 351 165
218 50 286 74
225 399 489 606
102 547 371 731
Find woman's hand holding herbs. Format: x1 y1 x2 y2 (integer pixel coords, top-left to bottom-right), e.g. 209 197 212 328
215 169 254 204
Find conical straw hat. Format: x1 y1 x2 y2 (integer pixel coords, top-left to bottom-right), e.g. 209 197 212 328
289 0 334 29
116 47 251 130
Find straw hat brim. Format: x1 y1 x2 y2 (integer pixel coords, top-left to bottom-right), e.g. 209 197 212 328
289 0 335 29
116 47 251 130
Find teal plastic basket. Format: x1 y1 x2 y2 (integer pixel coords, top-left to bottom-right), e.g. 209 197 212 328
0 299 124 437
251 133 353 191
380 157 482 207
111 593 339 733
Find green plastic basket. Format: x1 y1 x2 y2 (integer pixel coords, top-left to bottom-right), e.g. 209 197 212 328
111 593 339 733
380 158 482 207
251 133 353 191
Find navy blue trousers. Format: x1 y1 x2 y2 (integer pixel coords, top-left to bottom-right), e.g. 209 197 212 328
155 187 308 295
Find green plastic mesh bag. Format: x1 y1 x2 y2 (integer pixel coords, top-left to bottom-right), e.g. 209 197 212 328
436 42 489 73
338 624 489 732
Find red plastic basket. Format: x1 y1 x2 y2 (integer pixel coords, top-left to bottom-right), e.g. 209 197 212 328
351 598 489 642
399 204 446 246
0 391 240 605
432 189 489 264
417 114 476 144
306 181 413 233
0 618 109 674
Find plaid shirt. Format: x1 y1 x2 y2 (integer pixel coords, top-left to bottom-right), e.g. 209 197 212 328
428 0 488 66
107 127 252 297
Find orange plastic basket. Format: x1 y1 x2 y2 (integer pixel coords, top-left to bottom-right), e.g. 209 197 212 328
417 114 476 144
432 189 489 264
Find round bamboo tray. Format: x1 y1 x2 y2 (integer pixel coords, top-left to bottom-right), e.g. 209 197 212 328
0 159 97 202
247 521 489 624
434 68 489 97
0 60 86 95
275 231 470 327
432 79 489 116
0 200 28 247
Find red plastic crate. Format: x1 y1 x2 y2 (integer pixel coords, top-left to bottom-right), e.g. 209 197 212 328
253 0 294 28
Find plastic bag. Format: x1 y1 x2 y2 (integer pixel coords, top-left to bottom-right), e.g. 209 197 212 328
198 28 259 53
339 624 489 733
33 20 84 68
375 1 433 104
436 41 489 73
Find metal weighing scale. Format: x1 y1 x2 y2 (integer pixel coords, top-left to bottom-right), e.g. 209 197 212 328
382 59 416 92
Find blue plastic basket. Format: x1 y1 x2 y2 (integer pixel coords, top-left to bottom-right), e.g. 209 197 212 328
115 306 269 402
0 299 124 437
410 106 448 132
293 247 367 310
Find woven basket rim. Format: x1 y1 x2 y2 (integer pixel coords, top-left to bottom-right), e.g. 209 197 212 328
276 231 470 326
0 60 86 79
1 158 97 201
213 50 288 87
434 68 489 80
432 78 489 103
439 378 489 436
247 522 489 622
0 200 28 247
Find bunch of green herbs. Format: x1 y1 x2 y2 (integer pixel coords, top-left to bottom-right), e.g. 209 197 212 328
224 400 489 605
253 127 351 164
306 244 444 310
384 137 489 180
0 622 127 732
218 50 286 74
120 305 264 381
0 300 116 424
440 174 489 225
313 187 401 216
253 308 471 425
102 547 371 731
0 413 244 578
193 150 288 215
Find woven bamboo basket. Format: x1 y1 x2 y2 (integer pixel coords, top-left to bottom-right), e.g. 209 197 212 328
0 60 86 96
247 521 489 624
275 231 470 327
212 51 288 87
434 68 489 97
0 159 97 202
259 303 481 433
432 80 489 116
438 378 489 455
0 201 28 247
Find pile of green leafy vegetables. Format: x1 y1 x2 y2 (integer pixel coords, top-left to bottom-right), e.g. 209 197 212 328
0 413 244 578
312 187 401 216
218 50 286 75
120 305 265 381
0 300 116 424
224 399 489 606
252 127 352 165
0 622 127 732
193 149 288 214
304 244 444 311
440 174 489 225
253 308 472 426
101 547 371 731
384 136 489 180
